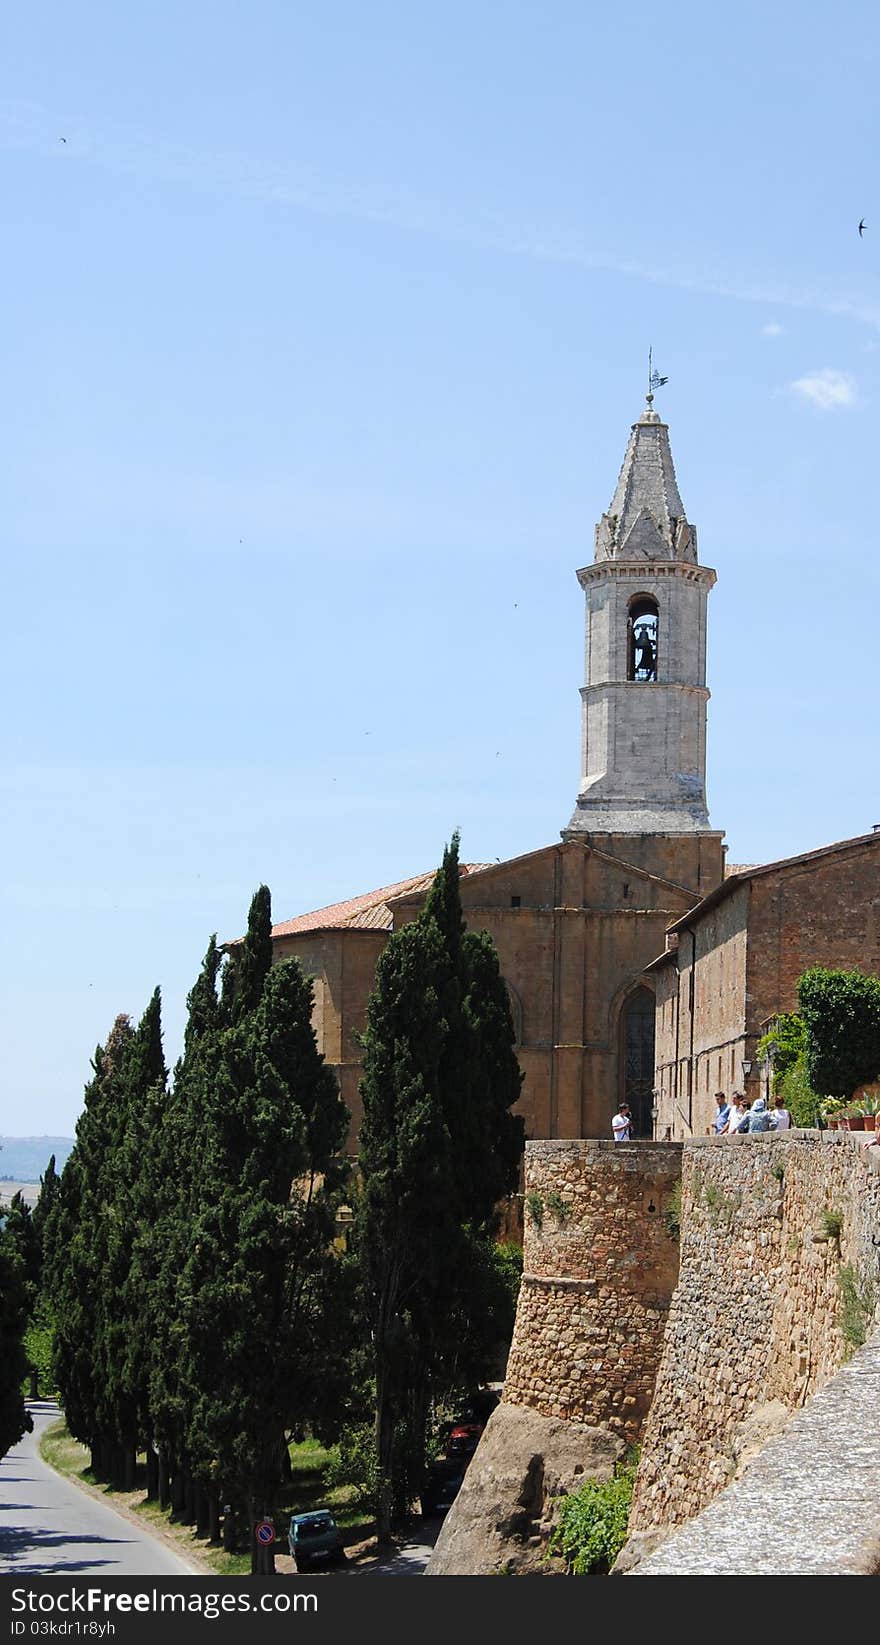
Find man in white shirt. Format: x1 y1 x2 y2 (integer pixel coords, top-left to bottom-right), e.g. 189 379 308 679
612 1103 632 1142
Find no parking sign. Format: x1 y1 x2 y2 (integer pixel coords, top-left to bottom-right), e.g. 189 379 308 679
254 1518 276 1546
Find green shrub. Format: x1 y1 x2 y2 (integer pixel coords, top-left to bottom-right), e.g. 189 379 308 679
778 1052 823 1127
820 1207 843 1241
798 967 880 1103
525 1192 544 1229
549 1454 638 1574
324 1424 378 1510
758 1013 806 1092
839 1266 875 1356
545 1190 570 1223
662 1181 681 1239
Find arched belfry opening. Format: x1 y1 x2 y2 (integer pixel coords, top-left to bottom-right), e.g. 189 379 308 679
619 986 656 1137
627 595 658 682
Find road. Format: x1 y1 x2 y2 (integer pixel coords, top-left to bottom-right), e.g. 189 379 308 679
0 1401 200 1577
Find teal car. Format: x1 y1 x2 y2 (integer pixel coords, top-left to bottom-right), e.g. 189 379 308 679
288 1510 345 1571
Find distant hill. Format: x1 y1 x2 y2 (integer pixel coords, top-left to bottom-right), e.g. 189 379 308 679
0 1136 74 1184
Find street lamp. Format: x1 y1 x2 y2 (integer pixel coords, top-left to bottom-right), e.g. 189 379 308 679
742 1059 753 1083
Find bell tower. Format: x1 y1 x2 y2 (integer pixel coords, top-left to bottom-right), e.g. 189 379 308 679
562 392 724 868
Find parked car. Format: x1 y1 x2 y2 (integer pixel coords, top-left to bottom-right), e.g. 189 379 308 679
445 1421 483 1458
288 1510 345 1571
441 1386 501 1458
420 1458 467 1517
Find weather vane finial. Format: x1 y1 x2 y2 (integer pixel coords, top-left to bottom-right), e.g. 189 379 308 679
646 346 669 405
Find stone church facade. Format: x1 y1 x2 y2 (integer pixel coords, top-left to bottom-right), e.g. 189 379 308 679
266 390 728 1153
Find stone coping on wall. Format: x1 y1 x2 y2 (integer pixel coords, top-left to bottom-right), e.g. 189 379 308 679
687 1125 880 1171
526 1139 684 1154
628 1326 880 1576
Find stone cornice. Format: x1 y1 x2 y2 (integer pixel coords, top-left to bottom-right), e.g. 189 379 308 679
576 561 716 591
579 682 710 701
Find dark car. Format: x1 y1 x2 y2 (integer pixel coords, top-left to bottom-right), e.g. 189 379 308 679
420 1458 467 1517
288 1510 345 1571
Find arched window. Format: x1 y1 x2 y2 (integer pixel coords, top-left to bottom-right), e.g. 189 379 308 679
619 987 656 1138
627 595 658 682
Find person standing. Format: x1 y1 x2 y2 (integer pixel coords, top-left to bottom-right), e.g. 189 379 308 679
712 1091 731 1134
747 1094 771 1132
769 1096 791 1130
612 1102 632 1142
727 1092 750 1134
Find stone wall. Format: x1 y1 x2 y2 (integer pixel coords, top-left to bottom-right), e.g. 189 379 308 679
628 1129 880 1533
503 1139 682 1443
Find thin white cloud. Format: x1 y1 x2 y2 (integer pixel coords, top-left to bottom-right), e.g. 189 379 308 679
789 368 857 410
761 322 785 336
4 98 880 333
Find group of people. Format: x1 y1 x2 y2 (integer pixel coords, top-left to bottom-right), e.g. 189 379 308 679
711 1091 791 1134
610 1092 793 1142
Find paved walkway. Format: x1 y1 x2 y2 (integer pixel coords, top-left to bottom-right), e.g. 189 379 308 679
631 1330 880 1575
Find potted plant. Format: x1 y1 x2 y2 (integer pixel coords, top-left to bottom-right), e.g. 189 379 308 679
849 1091 880 1131
820 1097 844 1131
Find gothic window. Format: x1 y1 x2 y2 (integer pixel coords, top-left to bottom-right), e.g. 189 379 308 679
627 595 659 682
620 987 655 1138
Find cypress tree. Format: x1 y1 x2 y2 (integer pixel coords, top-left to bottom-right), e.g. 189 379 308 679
44 1015 135 1474
178 892 350 1572
32 1155 61 1260
101 989 168 1490
147 939 227 1519
356 834 524 1537
227 885 273 1022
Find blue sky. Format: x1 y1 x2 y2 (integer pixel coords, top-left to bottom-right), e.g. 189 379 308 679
3 1 879 1138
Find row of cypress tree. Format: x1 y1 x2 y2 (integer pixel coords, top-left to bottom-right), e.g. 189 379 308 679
31 835 524 1565
43 886 351 1572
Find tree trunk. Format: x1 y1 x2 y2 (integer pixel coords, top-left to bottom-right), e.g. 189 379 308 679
222 1502 238 1552
249 1493 277 1576
157 1452 170 1510
183 1470 196 1525
145 1447 159 1502
375 1367 395 1544
122 1442 136 1491
170 1462 186 1519
195 1482 210 1538
208 1490 221 1546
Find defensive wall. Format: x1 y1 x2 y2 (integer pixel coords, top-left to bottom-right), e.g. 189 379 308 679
503 1139 682 1442
502 1131 880 1567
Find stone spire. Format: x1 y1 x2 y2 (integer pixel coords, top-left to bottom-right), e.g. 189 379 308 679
562 395 723 842
594 396 697 565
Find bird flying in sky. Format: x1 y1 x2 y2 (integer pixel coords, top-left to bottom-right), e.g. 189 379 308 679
859 219 866 236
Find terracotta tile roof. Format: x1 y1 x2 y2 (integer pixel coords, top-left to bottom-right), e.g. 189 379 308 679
269 865 492 939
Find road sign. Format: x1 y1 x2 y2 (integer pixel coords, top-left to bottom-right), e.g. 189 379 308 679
254 1519 276 1546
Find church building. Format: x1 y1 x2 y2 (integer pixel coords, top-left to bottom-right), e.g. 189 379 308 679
265 390 730 1151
